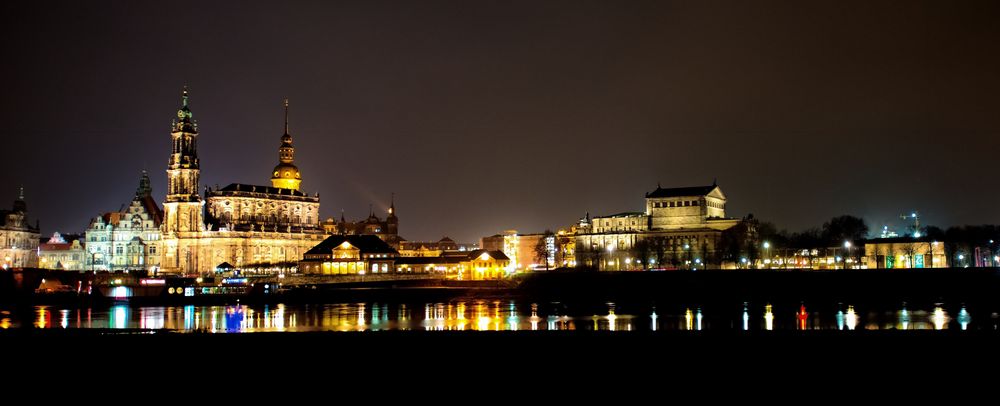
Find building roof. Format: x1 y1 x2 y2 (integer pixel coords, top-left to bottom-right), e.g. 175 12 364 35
39 243 73 251
467 249 510 261
215 183 309 197
138 195 164 226
304 234 399 256
395 249 509 265
645 185 718 198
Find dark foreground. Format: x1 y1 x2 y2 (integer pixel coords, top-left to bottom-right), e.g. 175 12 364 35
6 328 997 380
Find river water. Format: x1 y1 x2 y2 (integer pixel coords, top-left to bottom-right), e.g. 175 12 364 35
0 301 991 332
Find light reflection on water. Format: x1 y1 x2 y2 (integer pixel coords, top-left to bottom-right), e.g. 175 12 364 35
0 301 991 333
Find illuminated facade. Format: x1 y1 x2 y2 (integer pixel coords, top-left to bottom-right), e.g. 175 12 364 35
864 238 948 269
395 249 510 280
299 235 398 275
85 171 163 272
0 188 40 268
159 90 326 274
575 183 739 270
38 232 87 271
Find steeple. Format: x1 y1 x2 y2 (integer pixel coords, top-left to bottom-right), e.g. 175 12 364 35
386 193 398 234
271 98 302 191
173 86 196 133
12 186 26 213
136 170 152 199
166 86 201 202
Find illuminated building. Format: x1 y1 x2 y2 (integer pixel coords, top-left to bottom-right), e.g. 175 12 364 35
85 171 163 272
863 237 948 269
38 232 87 271
481 230 557 272
574 183 739 270
395 249 510 280
0 188 40 268
159 89 326 274
299 235 398 275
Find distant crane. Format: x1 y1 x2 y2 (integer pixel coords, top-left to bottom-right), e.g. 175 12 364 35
900 211 920 238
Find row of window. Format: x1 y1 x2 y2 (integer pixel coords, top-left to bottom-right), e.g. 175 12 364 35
653 200 700 208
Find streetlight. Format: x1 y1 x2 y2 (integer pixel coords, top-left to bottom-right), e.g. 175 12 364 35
684 244 691 270
843 241 852 269
763 241 771 269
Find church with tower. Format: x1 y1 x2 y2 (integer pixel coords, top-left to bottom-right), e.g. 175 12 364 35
159 89 329 274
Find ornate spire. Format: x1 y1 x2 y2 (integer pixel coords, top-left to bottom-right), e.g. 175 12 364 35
173 86 195 133
17 186 24 201
136 170 152 198
389 192 395 215
271 98 301 191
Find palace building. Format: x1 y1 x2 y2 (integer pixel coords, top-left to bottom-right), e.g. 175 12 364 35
159 90 326 274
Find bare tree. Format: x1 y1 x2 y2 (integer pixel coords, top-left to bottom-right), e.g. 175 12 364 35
533 230 555 271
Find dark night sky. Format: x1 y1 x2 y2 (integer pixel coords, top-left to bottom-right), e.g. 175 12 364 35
2 1 999 242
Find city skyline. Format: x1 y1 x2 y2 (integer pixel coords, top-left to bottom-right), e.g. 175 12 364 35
3 1 999 242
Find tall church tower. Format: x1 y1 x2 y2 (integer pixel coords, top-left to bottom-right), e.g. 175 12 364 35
271 98 302 191
163 87 203 233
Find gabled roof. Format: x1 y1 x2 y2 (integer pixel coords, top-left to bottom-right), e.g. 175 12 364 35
645 185 719 198
138 195 164 226
305 235 399 256
467 249 510 261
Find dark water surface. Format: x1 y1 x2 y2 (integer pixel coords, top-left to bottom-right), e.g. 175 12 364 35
1 300 991 332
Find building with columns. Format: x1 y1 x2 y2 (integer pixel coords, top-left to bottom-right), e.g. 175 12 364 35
159 90 326 274
575 183 740 270
0 188 40 268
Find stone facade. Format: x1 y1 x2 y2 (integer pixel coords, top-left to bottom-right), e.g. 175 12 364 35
38 232 87 271
85 171 163 272
574 183 739 270
159 90 326 274
0 188 39 268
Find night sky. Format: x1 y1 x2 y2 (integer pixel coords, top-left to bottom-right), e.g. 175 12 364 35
2 1 998 243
